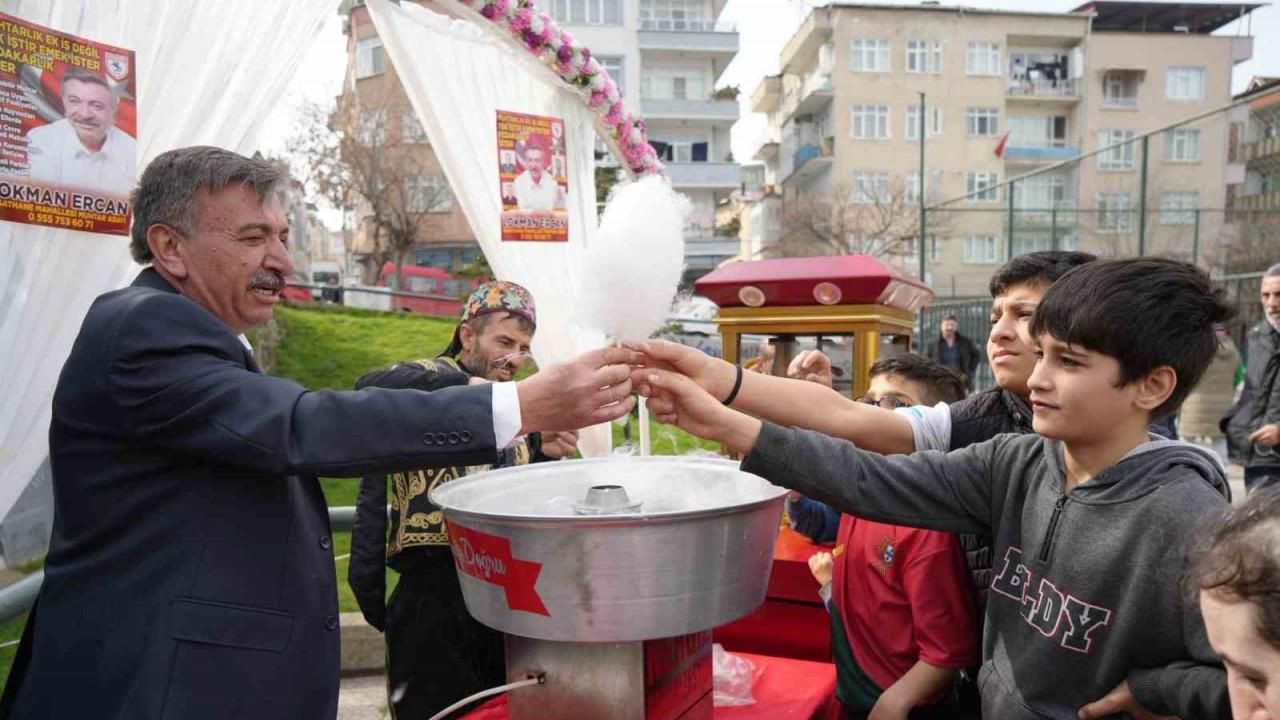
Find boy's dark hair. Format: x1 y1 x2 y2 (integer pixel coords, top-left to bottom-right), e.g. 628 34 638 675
1029 258 1235 419
988 250 1098 298
1188 485 1280 648
869 354 967 405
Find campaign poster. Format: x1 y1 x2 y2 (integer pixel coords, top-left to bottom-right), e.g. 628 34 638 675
497 110 568 242
0 13 137 235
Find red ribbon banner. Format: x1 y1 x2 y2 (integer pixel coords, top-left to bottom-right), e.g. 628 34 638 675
448 521 549 617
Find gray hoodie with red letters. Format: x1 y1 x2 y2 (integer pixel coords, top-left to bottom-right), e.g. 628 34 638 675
743 425 1230 720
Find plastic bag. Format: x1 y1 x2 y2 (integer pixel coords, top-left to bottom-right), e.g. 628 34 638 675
712 643 760 707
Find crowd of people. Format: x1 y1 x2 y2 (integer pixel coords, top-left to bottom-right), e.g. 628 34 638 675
1 144 1279 720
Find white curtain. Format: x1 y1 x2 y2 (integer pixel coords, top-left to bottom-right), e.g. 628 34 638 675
367 0 613 456
0 0 335 519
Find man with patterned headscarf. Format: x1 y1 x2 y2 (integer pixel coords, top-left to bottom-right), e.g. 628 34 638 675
348 280 577 719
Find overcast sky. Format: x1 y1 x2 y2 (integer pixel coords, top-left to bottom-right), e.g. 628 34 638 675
258 0 1279 224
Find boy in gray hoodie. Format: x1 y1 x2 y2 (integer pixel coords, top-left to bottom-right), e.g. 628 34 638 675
634 258 1234 720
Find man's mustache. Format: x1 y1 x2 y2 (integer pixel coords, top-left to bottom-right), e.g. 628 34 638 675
249 273 285 291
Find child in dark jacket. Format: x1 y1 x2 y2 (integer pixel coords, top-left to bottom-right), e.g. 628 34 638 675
636 258 1234 720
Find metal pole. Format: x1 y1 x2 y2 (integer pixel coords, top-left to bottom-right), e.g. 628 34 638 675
1193 208 1201 263
1050 206 1058 251
1006 179 1015 260
1138 136 1149 256
918 91 927 281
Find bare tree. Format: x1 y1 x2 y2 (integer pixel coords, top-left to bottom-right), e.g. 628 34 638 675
286 92 452 289
772 179 950 262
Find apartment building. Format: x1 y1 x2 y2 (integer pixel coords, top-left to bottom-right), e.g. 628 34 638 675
743 1 1257 297
545 0 741 285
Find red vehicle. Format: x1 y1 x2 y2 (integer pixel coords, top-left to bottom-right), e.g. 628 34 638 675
379 262 480 316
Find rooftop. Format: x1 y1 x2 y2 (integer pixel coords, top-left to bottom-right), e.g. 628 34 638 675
1072 1 1264 33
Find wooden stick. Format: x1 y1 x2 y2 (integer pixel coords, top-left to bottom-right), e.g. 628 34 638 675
639 397 651 457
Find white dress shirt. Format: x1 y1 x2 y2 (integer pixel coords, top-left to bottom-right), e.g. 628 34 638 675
512 170 559 212
26 118 136 196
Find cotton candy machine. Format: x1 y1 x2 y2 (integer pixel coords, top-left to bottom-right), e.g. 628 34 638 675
430 456 788 719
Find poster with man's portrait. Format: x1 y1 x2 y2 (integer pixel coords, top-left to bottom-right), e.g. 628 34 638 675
0 13 137 235
497 110 568 242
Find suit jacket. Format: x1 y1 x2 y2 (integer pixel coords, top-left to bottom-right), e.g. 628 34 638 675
1 269 499 720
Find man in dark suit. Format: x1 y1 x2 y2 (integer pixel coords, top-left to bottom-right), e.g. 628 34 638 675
0 146 637 720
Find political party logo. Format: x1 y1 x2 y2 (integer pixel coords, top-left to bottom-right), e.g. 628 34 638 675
105 52 130 81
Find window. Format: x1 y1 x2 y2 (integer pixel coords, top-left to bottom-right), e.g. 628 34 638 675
1097 129 1136 170
903 236 942 264
406 174 452 213
650 130 709 163
964 235 999 263
852 171 890 204
1163 128 1200 162
966 107 1000 137
851 105 890 140
906 40 942 74
1159 191 1197 225
1102 71 1139 107
906 105 943 140
1096 192 1132 232
401 112 428 143
357 108 386 146
599 56 625 95
641 67 705 100
851 39 891 73
966 171 1000 202
639 0 708 30
1008 115 1067 147
966 42 1002 76
552 0 622 25
1166 66 1205 100
904 171 921 204
356 37 385 79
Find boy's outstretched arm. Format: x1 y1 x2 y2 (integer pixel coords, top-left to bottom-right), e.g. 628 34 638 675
627 339 918 455
635 368 996 535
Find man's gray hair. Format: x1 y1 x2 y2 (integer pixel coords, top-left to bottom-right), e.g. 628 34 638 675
1266 263 1280 278
129 147 282 264
61 68 116 105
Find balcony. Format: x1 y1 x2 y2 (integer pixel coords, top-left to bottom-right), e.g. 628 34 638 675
1234 190 1280 213
1006 78 1079 102
751 75 782 113
638 20 738 67
751 127 780 162
665 162 740 190
780 69 833 123
781 138 833 186
1010 201 1078 228
779 7 832 74
1242 136 1280 165
642 97 738 123
1101 95 1139 110
1003 145 1081 164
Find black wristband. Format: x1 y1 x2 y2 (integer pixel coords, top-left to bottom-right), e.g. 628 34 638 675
722 365 744 406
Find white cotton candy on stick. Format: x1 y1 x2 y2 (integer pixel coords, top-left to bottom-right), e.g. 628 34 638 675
577 175 688 342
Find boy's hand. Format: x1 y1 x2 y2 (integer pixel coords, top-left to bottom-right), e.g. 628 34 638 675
807 551 834 586
1250 423 1280 447
867 697 909 720
624 340 736 403
633 368 763 455
788 350 834 388
1078 680 1176 720
540 430 579 459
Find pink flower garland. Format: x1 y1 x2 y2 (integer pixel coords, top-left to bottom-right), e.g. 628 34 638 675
459 0 664 178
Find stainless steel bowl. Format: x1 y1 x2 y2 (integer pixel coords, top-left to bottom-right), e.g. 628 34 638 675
430 456 787 642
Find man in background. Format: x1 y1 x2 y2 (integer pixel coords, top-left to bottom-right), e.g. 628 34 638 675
1225 263 1280 493
926 315 980 392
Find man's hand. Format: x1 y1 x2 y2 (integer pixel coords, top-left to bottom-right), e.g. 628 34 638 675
633 367 763 455
1250 423 1280 447
788 350 834 388
808 551 833 586
624 339 737 403
1078 680 1176 720
516 347 636 434
540 430 579 459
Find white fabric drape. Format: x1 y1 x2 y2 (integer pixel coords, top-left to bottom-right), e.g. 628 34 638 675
0 0 334 519
367 0 613 456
